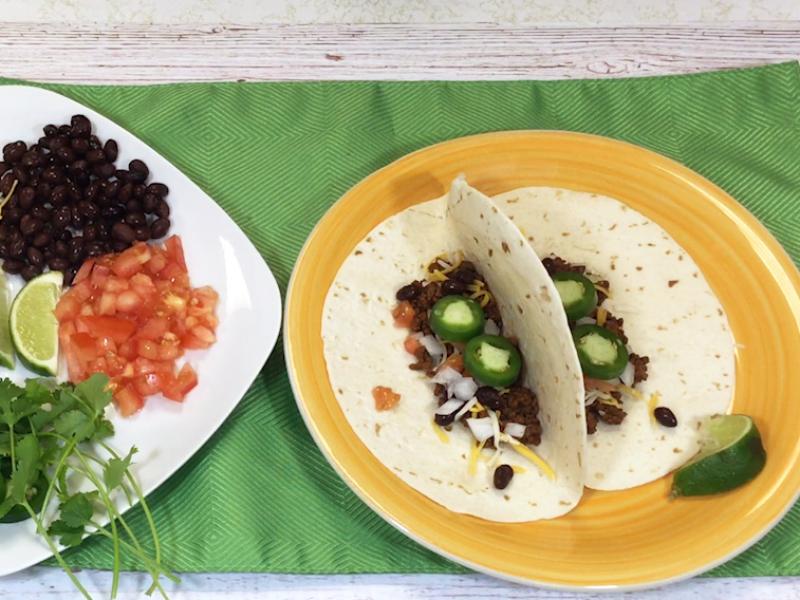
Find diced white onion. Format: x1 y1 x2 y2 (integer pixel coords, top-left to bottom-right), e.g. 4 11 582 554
619 362 635 387
420 335 445 363
575 317 597 326
449 377 478 402
432 367 461 385
504 422 526 439
488 408 501 449
454 397 477 421
435 398 464 416
484 319 500 335
466 417 494 442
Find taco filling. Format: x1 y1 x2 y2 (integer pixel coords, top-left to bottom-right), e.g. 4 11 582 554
389 253 545 488
542 255 654 434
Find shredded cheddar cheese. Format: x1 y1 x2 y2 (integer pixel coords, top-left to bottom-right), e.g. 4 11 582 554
598 395 622 408
428 269 448 282
468 439 486 476
648 392 661 425
511 465 527 474
431 421 450 444
618 385 644 401
505 437 555 480
596 306 608 326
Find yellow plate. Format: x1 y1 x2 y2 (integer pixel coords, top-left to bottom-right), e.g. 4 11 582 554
284 131 800 590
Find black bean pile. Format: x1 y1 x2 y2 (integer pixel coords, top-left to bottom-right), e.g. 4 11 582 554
0 114 171 283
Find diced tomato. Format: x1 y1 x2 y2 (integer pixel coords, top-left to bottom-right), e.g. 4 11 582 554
162 363 197 402
116 290 143 313
372 386 401 411
71 332 98 365
157 340 182 361
439 353 464 374
97 292 117 315
146 251 168 275
104 277 130 293
136 339 159 360
118 340 137 360
112 243 151 278
54 295 81 321
391 301 415 328
77 316 136 344
70 281 93 303
164 236 187 270
90 263 111 288
160 262 185 283
73 259 95 285
136 317 169 341
79 303 95 316
133 373 163 397
403 335 422 356
115 385 144 417
129 273 157 300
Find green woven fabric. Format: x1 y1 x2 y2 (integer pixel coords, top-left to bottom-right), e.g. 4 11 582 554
15 61 800 576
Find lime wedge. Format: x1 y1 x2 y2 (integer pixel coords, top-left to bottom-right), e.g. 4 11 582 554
0 273 14 369
672 414 766 497
10 271 63 376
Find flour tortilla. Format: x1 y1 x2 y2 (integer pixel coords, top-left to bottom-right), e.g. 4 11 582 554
493 186 736 490
321 179 586 522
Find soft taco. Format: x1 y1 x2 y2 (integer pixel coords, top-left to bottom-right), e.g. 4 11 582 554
490 185 736 490
321 178 587 522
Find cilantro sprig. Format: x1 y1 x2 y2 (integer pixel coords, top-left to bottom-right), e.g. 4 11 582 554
0 373 178 599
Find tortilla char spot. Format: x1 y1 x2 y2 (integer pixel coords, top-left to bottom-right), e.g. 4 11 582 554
609 223 618 231
539 286 552 302
638 286 645 292
337 388 343 395
693 272 699 278
595 472 605 480
480 213 484 219
491 207 498 213
647 242 656 247
529 502 538 507
610 262 616 271
374 423 381 436
430 477 442 484
561 232 570 237
678 254 684 261
525 293 531 299
366 237 372 243
516 304 523 314
660 435 666 441
380 319 386 326
673 448 682 453
592 442 599 448
528 236 534 242
502 241 511 253
341 355 349 361
488 249 494 257
360 292 367 298
559 500 571 506
714 353 721 359
668 279 679 287
518 240 524 247
507 197 519 204
333 292 339 298
717 308 723 316
393 467 403 473
636 266 643 271
457 484 473 495
354 250 363 256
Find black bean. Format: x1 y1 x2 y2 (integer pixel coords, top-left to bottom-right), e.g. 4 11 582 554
54 240 68 257
493 464 514 490
118 182 133 202
149 218 170 239
20 215 43 237
77 200 99 219
125 212 146 227
36 182 52 201
101 204 124 219
57 124 71 136
50 185 67 206
62 267 77 286
155 200 170 218
20 151 40 168
84 180 100 200
134 226 150 241
104 139 118 162
111 222 136 243
70 137 90 155
396 283 420 301
18 186 35 209
32 231 51 248
93 162 116 179
2 258 24 274
54 146 76 164
111 240 129 252
126 199 142 213
7 238 25 257
654 407 678 428
132 183 146 198
0 162 9 174
96 221 110 240
86 148 105 164
3 141 26 163
70 114 92 138
48 257 69 271
0 171 14 196
115 169 130 182
476 387 501 410
69 158 89 174
12 166 28 186
49 135 69 151
30 205 50 221
88 134 102 150
26 246 44 266
38 136 52 150
103 180 120 198
43 124 58 137
142 193 159 213
146 182 168 197
58 229 72 242
68 237 84 260
20 264 42 281
53 205 71 228
70 207 84 229
129 159 149 177
83 222 98 241
434 412 457 427
41 165 64 184
442 279 467 295
85 241 105 257
0 243 7 258
3 207 20 224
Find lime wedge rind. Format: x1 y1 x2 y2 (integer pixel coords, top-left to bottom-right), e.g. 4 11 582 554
10 271 63 376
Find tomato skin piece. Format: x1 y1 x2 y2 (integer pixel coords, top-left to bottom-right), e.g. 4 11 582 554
391 301 415 328
73 259 95 284
77 316 136 344
115 385 144 417
165 236 187 270
71 332 98 364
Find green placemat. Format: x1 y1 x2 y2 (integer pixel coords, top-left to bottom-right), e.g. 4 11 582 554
13 61 800 576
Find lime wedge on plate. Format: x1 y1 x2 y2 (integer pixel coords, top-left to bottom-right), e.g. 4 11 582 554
10 271 63 376
0 273 15 369
672 414 766 497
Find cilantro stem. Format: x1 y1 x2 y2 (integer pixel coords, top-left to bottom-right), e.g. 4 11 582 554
22 500 92 600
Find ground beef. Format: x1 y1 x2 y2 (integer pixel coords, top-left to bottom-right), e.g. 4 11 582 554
433 383 448 406
409 346 435 376
629 353 649 384
602 314 628 344
498 387 542 446
542 255 586 276
585 399 627 434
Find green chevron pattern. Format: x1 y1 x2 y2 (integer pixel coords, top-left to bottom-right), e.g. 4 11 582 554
4 61 800 577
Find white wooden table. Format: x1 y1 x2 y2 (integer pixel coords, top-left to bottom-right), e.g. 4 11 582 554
0 21 799 600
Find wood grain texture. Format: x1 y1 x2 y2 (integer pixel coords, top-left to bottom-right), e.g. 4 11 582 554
0 23 796 83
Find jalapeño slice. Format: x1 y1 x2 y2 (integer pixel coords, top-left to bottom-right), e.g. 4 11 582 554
572 324 628 380
430 295 486 342
552 272 597 321
464 334 521 388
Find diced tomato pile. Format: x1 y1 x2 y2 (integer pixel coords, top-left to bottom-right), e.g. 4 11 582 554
55 235 219 416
